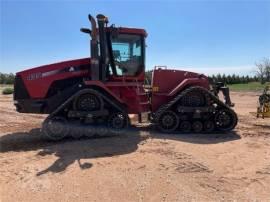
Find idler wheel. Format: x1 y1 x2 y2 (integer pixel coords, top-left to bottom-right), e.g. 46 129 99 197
157 111 179 133
214 109 238 131
42 116 69 141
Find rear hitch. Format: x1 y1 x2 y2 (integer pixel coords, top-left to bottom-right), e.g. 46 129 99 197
212 82 234 107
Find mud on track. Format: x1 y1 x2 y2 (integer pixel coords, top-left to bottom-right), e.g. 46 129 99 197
0 92 270 202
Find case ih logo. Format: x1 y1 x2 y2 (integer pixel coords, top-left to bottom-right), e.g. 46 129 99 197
26 72 42 80
26 65 88 80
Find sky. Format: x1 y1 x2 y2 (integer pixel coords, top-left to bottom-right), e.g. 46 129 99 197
0 0 270 75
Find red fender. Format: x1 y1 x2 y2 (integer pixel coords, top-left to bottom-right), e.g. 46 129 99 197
168 78 210 97
84 80 125 103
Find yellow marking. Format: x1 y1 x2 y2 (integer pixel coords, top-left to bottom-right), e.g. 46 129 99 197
152 86 159 92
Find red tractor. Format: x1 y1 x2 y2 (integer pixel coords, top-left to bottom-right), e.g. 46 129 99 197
14 14 237 140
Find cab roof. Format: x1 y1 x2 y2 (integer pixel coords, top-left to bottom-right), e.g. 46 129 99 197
106 27 147 37
118 27 147 36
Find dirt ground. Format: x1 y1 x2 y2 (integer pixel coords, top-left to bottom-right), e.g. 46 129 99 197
0 92 269 202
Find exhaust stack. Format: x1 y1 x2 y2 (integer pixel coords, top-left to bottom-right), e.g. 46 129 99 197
80 14 108 81
96 14 109 81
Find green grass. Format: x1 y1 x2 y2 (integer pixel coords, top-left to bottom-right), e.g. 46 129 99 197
228 82 269 92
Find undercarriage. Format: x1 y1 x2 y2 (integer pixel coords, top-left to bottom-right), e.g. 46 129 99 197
154 86 238 133
41 86 238 141
42 88 130 140
13 14 238 141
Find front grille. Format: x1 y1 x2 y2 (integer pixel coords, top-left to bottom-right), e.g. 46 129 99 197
14 75 30 100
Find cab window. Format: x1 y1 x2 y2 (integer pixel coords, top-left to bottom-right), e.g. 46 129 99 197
111 34 143 76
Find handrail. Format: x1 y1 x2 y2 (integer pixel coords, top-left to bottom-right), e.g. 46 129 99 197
154 65 167 70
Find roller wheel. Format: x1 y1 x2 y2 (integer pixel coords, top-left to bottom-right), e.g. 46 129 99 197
95 125 109 136
74 93 103 111
179 121 191 133
192 121 203 133
70 124 84 139
85 125 97 137
214 109 238 131
42 116 69 141
157 111 179 133
203 121 215 133
108 112 129 134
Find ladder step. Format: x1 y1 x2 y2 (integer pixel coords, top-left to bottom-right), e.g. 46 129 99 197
139 101 150 105
137 93 148 96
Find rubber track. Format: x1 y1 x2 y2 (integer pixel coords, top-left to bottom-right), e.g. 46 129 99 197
47 88 126 120
43 88 130 138
153 86 238 132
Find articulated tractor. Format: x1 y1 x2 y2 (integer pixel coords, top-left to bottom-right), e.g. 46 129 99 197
14 14 237 140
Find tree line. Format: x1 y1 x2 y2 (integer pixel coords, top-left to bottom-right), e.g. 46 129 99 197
146 57 270 85
0 73 15 84
208 74 259 84
210 58 270 84
1 57 269 85
145 70 260 85
0 72 267 86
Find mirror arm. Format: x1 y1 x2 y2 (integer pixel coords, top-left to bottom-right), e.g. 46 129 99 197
80 28 92 35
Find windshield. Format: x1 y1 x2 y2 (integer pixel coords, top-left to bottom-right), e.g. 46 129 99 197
111 34 143 76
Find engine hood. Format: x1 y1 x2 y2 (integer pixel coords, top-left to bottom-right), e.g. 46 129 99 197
16 58 91 76
15 58 91 99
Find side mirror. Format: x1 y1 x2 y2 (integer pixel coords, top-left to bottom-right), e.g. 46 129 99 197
111 26 119 39
80 28 92 35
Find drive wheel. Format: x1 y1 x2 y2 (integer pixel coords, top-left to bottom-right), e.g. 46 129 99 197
108 112 129 134
42 116 69 141
214 109 238 131
179 121 191 133
192 121 203 133
74 92 103 111
157 111 179 133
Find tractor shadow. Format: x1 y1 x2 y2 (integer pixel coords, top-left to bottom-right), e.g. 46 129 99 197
0 125 240 176
0 127 147 176
137 124 241 144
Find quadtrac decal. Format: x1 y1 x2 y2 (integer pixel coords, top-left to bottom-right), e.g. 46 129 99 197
26 65 89 80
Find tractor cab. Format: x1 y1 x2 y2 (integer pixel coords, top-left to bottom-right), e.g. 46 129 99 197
110 33 144 77
81 14 147 82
